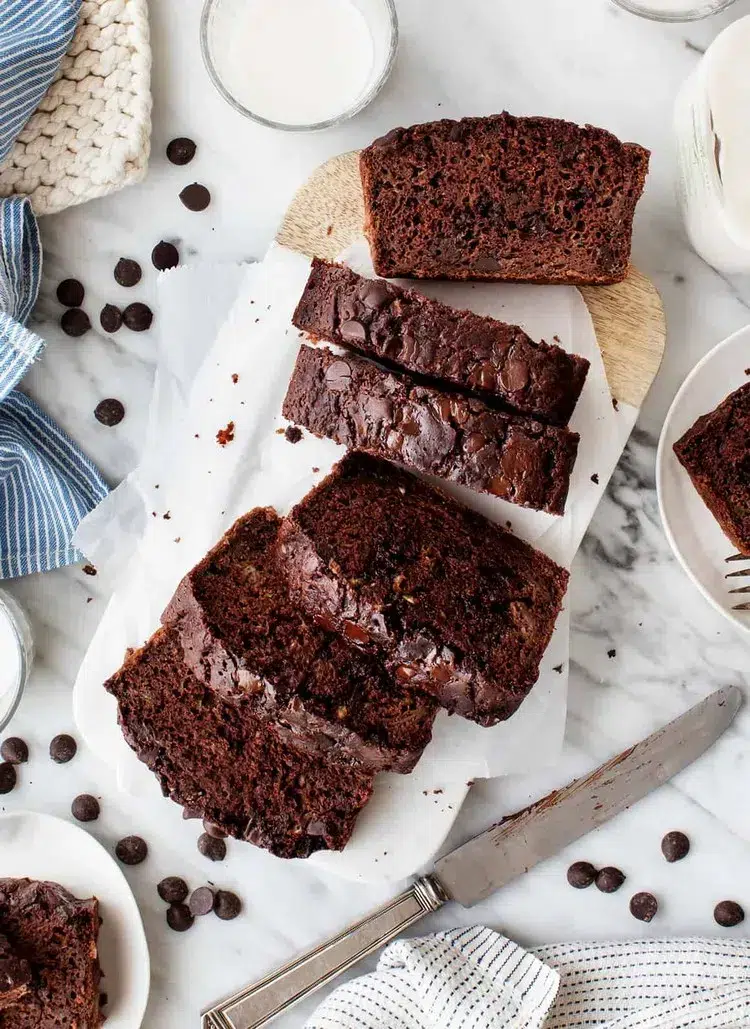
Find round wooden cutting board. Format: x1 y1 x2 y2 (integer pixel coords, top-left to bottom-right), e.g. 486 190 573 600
277 150 666 409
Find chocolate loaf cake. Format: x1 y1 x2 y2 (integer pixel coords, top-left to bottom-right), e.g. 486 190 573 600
163 508 437 773
673 382 750 556
283 346 579 515
293 259 590 425
278 453 569 727
0 879 102 1028
105 628 374 858
360 113 649 284
0 933 31 1010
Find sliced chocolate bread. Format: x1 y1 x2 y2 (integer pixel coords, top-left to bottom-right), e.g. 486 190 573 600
0 879 102 1029
360 113 649 285
293 259 590 425
105 627 375 858
0 933 31 1011
278 453 569 727
673 382 750 557
162 508 437 773
283 346 579 515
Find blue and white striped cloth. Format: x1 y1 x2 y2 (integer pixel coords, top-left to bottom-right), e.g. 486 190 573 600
0 0 108 579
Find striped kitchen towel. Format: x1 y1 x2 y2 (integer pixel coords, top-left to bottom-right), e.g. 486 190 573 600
307 927 750 1029
0 0 108 578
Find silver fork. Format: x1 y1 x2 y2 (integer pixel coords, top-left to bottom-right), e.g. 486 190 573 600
726 553 750 610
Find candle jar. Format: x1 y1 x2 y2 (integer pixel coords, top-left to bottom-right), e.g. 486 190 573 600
0 590 33 731
611 0 737 20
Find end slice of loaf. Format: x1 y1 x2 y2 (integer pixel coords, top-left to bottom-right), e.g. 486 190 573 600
360 113 649 285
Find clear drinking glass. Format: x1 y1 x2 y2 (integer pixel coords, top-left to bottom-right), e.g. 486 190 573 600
0 590 33 732
611 0 737 21
200 0 399 131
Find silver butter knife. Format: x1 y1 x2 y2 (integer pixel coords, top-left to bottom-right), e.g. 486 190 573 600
202 685 741 1029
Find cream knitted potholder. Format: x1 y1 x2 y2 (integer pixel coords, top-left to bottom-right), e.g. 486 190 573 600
0 0 152 217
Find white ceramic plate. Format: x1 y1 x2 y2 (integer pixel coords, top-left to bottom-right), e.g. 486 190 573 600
0 811 150 1027
657 324 750 635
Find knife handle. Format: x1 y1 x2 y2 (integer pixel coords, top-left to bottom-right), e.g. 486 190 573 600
202 875 447 1029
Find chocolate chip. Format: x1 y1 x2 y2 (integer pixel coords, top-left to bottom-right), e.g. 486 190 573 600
214 890 242 921
123 302 153 332
0 738 28 764
567 861 597 889
499 357 530 392
714 901 744 927
71 794 100 822
61 308 91 337
197 833 226 861
340 319 366 343
115 835 148 866
629 892 658 922
166 137 197 166
152 241 180 271
182 805 202 820
360 281 390 310
50 734 77 763
158 877 189 904
179 183 211 211
189 886 215 916
82 564 97 576
95 399 125 427
114 258 142 287
284 425 303 444
99 993 108 1007
595 867 626 894
325 360 352 391
202 819 227 840
0 763 16 794
661 831 690 863
166 902 194 932
474 256 502 273
57 279 85 307
591 473 600 484
100 304 123 333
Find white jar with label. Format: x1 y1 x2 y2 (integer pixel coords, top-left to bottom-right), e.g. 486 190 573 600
675 15 750 274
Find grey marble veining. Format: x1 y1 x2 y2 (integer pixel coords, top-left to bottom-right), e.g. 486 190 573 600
3 1 750 1026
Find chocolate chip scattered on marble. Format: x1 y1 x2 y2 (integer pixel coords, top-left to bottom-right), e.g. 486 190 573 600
50 734 77 763
214 890 242 921
179 183 211 212
166 903 194 932
0 763 16 794
56 279 85 307
166 137 197 166
202 819 227 840
189 887 215 917
152 240 180 271
197 833 226 862
114 258 142 287
0 738 28 764
714 901 744 927
284 425 303 444
629 892 658 922
100 304 123 333
567 861 597 889
158 877 189 904
115 835 148 866
71 794 100 822
661 831 690 863
94 399 125 427
123 302 153 332
595 867 626 894
61 308 91 337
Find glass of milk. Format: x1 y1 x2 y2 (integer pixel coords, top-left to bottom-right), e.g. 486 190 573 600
611 0 736 18
0 590 33 731
201 0 398 131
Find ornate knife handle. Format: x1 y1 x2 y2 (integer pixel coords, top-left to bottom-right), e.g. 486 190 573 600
202 876 447 1029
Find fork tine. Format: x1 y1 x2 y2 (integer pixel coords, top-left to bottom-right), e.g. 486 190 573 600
729 585 750 594
726 567 750 579
726 553 749 563
733 602 750 611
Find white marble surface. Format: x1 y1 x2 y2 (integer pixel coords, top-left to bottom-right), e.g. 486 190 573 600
5 0 750 1025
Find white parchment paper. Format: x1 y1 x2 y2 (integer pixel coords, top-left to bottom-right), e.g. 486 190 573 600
73 243 639 882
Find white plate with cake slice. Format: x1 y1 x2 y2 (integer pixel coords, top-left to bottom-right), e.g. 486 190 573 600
657 324 750 636
0 811 150 1027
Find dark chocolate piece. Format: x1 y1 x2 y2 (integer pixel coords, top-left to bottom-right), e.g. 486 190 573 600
0 738 27 764
567 861 596 889
50 734 77 763
714 901 744 927
100 304 123 333
180 183 211 211
71 795 100 822
61 308 91 337
214 890 242 920
188 887 215 916
94 399 125 426
661 831 690 863
157 877 189 904
197 833 226 862
166 903 194 932
629 892 658 922
115 835 148 866
152 241 180 271
166 137 197 166
0 764 15 795
595 867 625 893
114 258 142 287
56 279 85 307
123 302 153 332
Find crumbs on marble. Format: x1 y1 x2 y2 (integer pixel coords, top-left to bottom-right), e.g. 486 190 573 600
194 433 200 439
553 664 564 674
506 520 512 530
745 368 750 376
82 565 97 577
86 597 93 604
174 537 182 543
216 421 235 446
231 373 239 384
466 780 475 788
591 473 600 485
163 512 171 521
312 467 320 473
607 649 616 658
553 334 561 343
275 428 285 435
612 397 619 411
284 425 303 444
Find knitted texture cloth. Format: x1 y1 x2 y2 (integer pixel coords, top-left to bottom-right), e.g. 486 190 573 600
0 0 152 216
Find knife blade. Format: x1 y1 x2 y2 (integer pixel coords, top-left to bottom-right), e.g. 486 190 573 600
202 685 741 1029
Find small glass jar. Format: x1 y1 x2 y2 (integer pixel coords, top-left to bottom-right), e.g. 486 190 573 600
201 0 398 132
611 0 737 20
0 590 33 731
675 15 750 274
